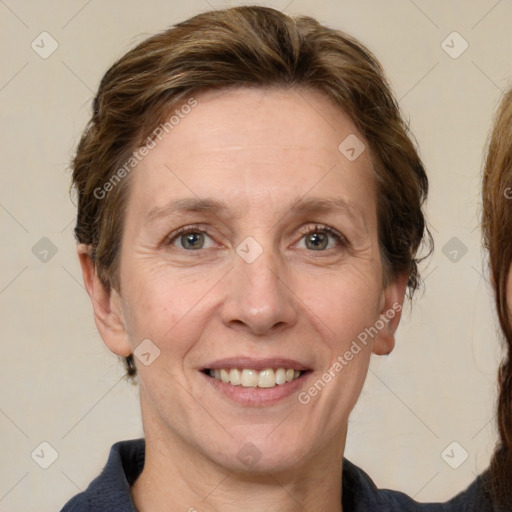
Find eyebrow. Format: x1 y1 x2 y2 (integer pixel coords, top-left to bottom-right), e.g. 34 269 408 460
145 197 232 225
145 196 364 227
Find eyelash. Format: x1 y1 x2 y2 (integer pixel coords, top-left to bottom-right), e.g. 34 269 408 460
166 223 348 251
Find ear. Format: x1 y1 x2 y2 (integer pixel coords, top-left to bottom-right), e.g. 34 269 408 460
372 273 408 356
77 244 132 357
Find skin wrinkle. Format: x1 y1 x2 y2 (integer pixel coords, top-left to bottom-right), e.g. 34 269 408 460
72 10 431 507
86 87 406 512
144 195 369 239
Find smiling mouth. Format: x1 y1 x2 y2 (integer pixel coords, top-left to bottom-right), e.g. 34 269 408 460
203 368 308 388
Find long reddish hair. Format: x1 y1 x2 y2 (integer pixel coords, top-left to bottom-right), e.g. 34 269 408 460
482 89 512 508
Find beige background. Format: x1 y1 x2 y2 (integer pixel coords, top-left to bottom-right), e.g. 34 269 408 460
1 0 511 510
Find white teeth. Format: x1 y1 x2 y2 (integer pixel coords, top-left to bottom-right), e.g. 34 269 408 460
241 369 259 387
258 369 275 388
208 367 304 388
275 368 286 385
229 368 241 385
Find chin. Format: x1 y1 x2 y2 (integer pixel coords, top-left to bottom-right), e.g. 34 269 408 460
206 435 313 475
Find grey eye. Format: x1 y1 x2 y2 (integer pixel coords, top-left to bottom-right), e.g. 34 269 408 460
304 232 329 250
179 232 205 250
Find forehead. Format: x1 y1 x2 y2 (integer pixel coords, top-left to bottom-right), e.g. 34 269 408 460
162 86 362 162
128 86 376 223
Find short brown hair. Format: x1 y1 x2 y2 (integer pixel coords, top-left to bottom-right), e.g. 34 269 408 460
72 5 431 378
482 89 512 508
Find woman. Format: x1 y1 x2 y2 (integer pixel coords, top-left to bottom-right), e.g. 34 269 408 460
479 88 512 511
60 5 445 511
440 87 512 512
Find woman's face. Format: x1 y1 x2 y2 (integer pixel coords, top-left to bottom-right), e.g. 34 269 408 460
97 86 405 473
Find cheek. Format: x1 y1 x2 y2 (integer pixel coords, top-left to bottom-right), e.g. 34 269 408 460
299 269 383 338
121 272 193 349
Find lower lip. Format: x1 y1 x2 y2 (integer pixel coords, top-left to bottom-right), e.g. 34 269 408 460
201 371 311 407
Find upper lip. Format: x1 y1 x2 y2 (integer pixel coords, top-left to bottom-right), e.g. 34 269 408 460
202 357 311 372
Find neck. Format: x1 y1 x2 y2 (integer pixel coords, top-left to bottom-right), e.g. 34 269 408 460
131 418 345 512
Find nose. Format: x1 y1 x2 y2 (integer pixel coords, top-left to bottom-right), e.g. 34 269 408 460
220 243 299 336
